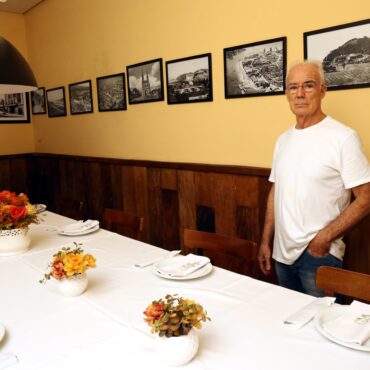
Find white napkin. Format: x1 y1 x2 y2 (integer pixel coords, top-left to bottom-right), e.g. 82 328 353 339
0 353 18 370
155 254 210 277
323 301 370 345
61 220 99 233
284 297 335 329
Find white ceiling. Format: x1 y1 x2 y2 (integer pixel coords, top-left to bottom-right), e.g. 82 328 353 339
0 0 43 14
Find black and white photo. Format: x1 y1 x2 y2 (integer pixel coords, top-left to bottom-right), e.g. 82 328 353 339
31 87 46 115
69 80 93 114
166 53 213 104
0 92 30 123
46 87 67 118
97 73 127 112
127 59 164 104
304 19 370 90
224 37 286 98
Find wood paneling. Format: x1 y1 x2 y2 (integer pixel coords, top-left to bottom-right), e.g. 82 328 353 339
1 152 369 279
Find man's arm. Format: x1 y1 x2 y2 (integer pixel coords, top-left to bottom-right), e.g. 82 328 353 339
258 184 275 275
308 182 370 256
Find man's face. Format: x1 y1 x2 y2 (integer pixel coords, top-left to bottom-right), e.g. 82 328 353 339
285 64 327 118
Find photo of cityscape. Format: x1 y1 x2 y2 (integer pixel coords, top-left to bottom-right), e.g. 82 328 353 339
97 73 126 112
31 87 46 114
305 20 370 90
224 38 286 98
69 80 93 114
127 59 164 104
0 92 30 123
166 54 212 104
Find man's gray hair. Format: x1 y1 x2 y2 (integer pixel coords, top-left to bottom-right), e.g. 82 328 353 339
286 60 326 85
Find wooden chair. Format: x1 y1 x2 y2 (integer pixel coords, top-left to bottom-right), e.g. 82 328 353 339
316 266 370 303
183 229 258 277
55 196 85 220
103 208 144 240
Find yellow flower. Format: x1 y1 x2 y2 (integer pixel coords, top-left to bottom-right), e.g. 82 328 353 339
63 253 85 276
83 254 96 268
25 204 36 215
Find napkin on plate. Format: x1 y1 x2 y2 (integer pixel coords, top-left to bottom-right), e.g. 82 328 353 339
283 296 335 330
61 220 99 233
323 300 370 345
155 254 210 277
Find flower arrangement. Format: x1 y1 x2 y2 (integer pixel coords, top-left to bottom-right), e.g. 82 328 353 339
0 190 38 230
144 294 210 337
40 243 96 283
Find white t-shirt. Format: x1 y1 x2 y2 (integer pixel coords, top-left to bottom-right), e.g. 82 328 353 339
270 116 370 265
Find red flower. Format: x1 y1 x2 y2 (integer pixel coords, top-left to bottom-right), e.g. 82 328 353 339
51 259 66 280
9 206 27 220
0 190 16 201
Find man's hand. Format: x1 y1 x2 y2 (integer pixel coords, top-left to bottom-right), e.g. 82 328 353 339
258 243 271 275
307 233 331 257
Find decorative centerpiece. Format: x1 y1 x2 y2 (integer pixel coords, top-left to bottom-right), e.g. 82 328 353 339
144 294 210 366
40 243 96 297
0 190 39 256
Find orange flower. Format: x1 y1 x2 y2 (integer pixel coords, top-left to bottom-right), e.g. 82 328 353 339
63 253 85 276
9 205 27 220
83 254 96 268
144 302 165 324
51 259 66 280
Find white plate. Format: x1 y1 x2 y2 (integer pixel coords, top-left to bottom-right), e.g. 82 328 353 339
35 204 47 214
153 261 213 280
57 224 100 236
315 305 370 352
0 323 5 342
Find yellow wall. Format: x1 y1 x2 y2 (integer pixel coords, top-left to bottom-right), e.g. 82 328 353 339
12 0 370 166
0 11 35 154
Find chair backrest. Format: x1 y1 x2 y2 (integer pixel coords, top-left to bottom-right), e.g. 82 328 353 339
103 208 144 240
183 229 258 276
55 196 85 220
316 266 370 303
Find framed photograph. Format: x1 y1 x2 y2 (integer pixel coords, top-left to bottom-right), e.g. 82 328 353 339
224 37 287 98
46 87 67 118
31 87 46 115
68 80 93 114
304 19 370 90
96 73 127 112
0 93 30 124
127 58 164 104
166 53 213 104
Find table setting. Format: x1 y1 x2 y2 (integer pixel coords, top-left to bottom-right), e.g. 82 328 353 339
1 190 369 369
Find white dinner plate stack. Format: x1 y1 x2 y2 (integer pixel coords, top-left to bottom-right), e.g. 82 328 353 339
57 220 100 236
153 254 212 280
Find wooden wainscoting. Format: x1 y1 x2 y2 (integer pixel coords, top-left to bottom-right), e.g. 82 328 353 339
0 153 369 279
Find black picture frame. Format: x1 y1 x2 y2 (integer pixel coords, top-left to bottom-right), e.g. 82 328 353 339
31 87 47 115
126 58 164 104
224 37 287 98
68 80 93 115
96 73 127 112
166 53 213 104
46 86 67 118
0 92 30 124
304 19 370 91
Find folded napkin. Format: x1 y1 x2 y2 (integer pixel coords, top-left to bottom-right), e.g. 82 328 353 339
284 296 335 330
155 254 210 277
0 353 18 370
61 220 99 233
323 300 370 345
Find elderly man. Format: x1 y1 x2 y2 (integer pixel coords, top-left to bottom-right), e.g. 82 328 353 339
258 61 370 296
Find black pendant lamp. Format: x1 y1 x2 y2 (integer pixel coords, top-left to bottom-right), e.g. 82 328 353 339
0 36 38 93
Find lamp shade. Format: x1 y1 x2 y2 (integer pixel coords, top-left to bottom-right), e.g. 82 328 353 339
0 36 38 93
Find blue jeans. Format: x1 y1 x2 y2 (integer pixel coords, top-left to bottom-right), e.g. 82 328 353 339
275 249 343 297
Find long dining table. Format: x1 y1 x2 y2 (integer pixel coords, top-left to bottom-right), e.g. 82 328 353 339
0 211 368 370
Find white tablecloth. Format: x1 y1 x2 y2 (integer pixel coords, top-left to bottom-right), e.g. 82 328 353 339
0 212 368 370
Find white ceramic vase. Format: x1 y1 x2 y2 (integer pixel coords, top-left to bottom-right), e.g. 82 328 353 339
155 329 199 367
56 273 88 297
0 227 31 256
